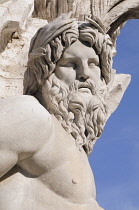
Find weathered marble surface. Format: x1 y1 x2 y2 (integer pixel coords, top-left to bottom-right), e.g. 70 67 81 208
0 0 47 99
33 0 139 25
0 12 131 209
0 95 104 210
1 0 139 100
1 1 139 209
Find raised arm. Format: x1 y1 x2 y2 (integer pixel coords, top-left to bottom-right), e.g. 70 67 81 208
0 95 53 178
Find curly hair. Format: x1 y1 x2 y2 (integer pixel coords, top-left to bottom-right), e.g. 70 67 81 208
23 18 113 155
23 20 113 98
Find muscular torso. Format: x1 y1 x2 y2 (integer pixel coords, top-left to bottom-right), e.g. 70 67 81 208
0 96 103 210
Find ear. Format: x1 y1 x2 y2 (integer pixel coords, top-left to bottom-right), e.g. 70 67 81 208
106 73 131 120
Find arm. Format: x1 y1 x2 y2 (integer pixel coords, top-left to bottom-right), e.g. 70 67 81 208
0 149 18 178
0 95 53 178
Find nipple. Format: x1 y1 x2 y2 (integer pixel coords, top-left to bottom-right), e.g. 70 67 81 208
72 178 77 184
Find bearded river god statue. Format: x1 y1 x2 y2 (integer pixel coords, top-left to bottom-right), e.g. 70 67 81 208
0 13 131 210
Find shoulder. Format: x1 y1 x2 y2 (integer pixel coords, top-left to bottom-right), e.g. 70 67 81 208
0 95 53 132
0 95 49 113
0 95 54 154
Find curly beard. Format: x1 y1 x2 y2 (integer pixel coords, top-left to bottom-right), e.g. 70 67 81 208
42 73 107 155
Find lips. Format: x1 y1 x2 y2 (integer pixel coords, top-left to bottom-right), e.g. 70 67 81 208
78 83 93 94
78 87 92 94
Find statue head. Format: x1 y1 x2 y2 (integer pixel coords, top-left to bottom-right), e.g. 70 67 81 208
23 14 114 155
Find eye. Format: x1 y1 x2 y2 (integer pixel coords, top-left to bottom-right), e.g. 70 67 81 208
63 62 77 69
88 62 95 68
88 59 99 67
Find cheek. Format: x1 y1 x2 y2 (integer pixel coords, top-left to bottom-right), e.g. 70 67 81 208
90 66 101 81
55 67 76 85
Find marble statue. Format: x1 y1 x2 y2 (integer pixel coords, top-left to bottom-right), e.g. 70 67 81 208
0 13 130 210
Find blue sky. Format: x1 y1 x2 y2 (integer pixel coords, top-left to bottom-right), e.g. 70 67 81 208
89 19 139 210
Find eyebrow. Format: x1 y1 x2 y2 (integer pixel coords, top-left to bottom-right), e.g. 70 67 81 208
61 57 80 63
62 57 99 63
88 58 99 65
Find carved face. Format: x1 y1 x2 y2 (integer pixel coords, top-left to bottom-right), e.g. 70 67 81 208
55 40 102 89
23 19 116 155
41 39 107 155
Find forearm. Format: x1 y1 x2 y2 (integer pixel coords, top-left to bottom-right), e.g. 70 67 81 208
0 148 18 179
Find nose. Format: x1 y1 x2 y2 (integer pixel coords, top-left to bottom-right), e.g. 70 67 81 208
77 62 90 81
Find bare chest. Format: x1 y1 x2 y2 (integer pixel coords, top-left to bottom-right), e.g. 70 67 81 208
18 117 96 203
1 116 96 207
0 173 100 210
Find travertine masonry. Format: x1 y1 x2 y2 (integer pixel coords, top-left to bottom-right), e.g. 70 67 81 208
1 0 139 99
0 0 47 99
0 1 139 210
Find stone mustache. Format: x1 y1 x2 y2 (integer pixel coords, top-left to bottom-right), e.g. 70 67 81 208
0 14 130 210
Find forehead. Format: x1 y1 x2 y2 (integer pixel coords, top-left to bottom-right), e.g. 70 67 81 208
61 40 99 61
